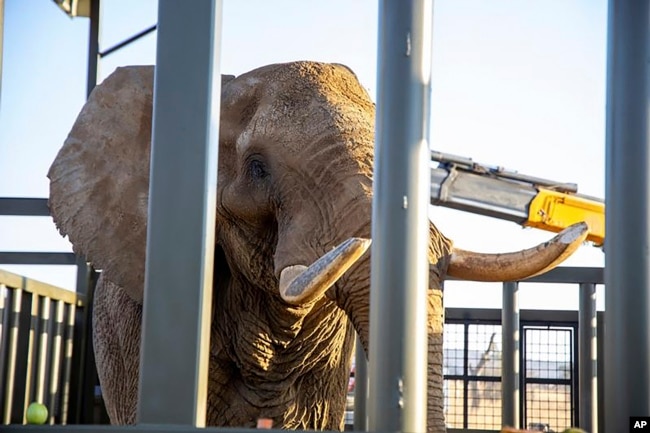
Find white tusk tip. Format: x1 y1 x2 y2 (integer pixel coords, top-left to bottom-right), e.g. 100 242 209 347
559 222 589 244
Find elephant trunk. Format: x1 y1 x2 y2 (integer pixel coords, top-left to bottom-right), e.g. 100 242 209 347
334 268 449 433
332 222 453 433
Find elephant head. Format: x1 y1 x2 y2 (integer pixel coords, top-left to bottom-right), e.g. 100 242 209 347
48 62 586 432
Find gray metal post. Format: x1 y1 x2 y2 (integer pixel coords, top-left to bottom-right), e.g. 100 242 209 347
368 1 433 431
86 0 100 97
354 335 368 431
0 0 4 108
604 1 650 431
501 282 520 429
137 0 223 426
578 283 597 433
596 313 605 433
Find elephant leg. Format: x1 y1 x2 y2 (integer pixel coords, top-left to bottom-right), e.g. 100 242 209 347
427 289 446 433
93 274 142 424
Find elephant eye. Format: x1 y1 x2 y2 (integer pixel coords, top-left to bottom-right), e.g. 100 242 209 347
247 158 269 180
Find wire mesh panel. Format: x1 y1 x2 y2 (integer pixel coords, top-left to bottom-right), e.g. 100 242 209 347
523 326 575 432
444 321 502 430
444 379 464 428
467 324 502 430
443 324 465 428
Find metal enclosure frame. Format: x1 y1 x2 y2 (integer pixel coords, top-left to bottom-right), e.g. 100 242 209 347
604 1 650 431
0 0 646 431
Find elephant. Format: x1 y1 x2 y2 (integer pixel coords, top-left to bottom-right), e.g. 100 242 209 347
47 61 587 432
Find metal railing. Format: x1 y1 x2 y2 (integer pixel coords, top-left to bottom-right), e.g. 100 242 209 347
0 268 84 424
0 197 101 425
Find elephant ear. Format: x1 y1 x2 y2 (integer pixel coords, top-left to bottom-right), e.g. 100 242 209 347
48 66 235 303
48 66 155 303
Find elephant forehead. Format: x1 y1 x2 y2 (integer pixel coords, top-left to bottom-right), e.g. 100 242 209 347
222 61 375 155
232 99 341 156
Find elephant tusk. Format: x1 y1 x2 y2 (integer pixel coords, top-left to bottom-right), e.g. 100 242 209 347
279 237 372 305
447 221 589 282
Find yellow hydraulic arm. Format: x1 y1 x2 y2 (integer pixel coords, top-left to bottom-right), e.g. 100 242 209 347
429 151 605 246
525 188 604 245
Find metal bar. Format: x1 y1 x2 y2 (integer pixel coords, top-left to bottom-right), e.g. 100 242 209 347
9 290 31 423
353 334 367 431
66 260 97 424
47 300 65 423
501 282 520 429
79 271 98 423
60 303 76 424
572 322 579 427
35 297 51 405
0 198 49 216
368 1 433 431
519 325 527 427
444 374 501 383
2 289 18 423
578 283 597 432
462 322 469 429
596 312 605 433
86 0 100 96
99 24 157 58
518 377 573 386
0 252 78 266
604 1 650 430
0 269 83 306
22 293 40 423
67 297 86 424
0 285 8 414
137 0 223 426
446 307 579 323
0 0 4 108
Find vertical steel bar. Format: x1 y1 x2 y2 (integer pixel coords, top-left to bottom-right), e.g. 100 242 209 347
0 0 4 108
48 300 65 423
60 303 76 425
86 0 100 96
596 312 605 433
35 297 51 405
578 283 597 432
501 281 520 429
462 322 469 429
368 1 433 431
9 290 31 424
604 1 650 431
137 0 223 426
353 335 367 431
0 285 8 413
22 293 40 423
2 289 19 423
69 265 97 424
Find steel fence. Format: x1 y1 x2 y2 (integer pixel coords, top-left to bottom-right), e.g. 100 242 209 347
0 197 102 425
0 269 84 424
441 310 585 433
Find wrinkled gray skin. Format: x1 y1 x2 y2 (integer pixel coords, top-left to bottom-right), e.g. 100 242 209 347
49 62 453 432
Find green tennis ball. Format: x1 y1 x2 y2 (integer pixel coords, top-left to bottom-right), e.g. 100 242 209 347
561 428 587 433
25 402 48 425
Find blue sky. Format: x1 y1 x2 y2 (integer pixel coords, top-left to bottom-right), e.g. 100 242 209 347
0 0 608 309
